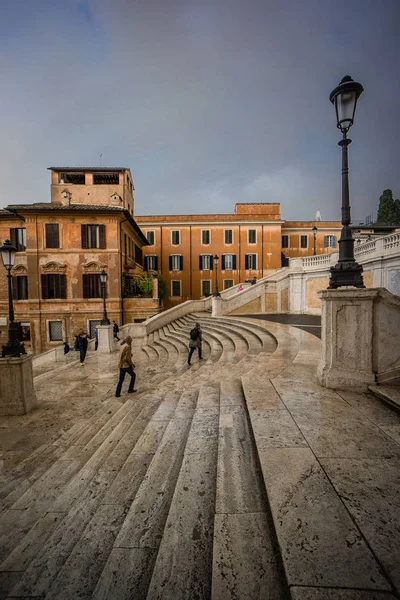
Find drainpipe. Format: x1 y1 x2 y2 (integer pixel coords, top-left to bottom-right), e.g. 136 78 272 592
119 217 129 325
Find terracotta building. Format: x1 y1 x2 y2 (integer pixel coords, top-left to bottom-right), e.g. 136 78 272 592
0 167 160 354
136 204 342 309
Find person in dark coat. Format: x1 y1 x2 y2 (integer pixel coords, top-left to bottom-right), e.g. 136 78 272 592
188 322 202 365
76 329 89 365
112 321 120 341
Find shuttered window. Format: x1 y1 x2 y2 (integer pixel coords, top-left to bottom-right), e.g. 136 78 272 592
82 274 101 298
146 230 155 245
324 235 337 248
201 280 212 296
81 225 106 249
224 230 233 244
10 228 27 252
201 230 210 245
169 255 183 271
248 229 256 244
199 255 213 270
41 274 67 299
171 280 181 296
171 230 180 245
300 235 308 249
245 254 257 269
221 255 236 270
144 255 158 271
45 224 60 248
282 235 289 249
12 276 28 300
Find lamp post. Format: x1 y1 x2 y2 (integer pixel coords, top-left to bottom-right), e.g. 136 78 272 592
213 255 220 297
99 269 110 325
312 226 318 256
328 75 365 288
0 239 26 357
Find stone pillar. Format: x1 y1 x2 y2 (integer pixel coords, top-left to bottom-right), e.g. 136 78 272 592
152 277 159 299
97 325 114 353
318 289 378 391
212 296 223 317
0 355 37 415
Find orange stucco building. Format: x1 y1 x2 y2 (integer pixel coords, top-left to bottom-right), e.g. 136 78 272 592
0 165 343 349
136 204 342 309
0 168 160 354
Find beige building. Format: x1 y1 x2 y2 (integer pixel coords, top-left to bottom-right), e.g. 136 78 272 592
0 168 160 354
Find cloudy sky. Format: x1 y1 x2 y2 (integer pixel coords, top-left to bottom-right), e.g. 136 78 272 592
1 0 399 221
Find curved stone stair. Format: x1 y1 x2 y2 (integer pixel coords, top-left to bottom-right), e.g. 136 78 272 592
1 312 398 599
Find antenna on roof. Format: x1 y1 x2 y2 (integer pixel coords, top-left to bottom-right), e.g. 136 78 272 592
99 154 102 167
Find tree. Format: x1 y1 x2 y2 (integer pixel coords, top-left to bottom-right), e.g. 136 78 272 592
376 189 400 225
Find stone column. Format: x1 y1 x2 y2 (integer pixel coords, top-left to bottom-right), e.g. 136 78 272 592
97 325 114 353
317 289 378 391
0 355 37 415
212 296 223 316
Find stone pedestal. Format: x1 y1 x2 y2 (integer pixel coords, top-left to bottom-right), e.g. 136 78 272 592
0 354 37 415
317 289 377 391
212 296 223 316
97 325 114 353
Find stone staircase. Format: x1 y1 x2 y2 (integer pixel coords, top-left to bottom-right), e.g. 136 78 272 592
1 313 399 599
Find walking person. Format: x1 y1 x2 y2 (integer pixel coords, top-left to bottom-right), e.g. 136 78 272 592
188 322 202 366
112 320 120 341
94 325 99 351
75 329 89 365
115 335 136 397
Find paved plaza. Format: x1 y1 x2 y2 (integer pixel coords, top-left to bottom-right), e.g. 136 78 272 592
0 314 399 599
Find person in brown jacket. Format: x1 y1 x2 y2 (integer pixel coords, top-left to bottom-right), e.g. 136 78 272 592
115 335 136 397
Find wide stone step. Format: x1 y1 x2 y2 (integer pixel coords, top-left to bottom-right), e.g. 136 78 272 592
146 384 220 599
212 378 287 599
4 389 186 598
91 387 200 599
368 384 400 412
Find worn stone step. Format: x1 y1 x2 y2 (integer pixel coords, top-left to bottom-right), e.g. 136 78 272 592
5 392 179 598
145 384 221 599
368 384 400 412
91 387 200 599
241 372 394 594
212 378 287 599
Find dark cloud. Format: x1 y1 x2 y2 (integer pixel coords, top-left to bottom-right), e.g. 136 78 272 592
0 0 399 221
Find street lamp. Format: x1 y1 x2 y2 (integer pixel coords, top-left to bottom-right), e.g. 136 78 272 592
312 226 318 256
328 75 365 288
213 255 220 297
0 239 26 357
99 269 110 325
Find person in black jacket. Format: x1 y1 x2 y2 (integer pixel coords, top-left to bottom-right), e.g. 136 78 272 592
112 321 120 341
75 329 89 365
188 322 202 365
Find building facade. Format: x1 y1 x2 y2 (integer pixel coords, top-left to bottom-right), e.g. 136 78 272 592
136 204 342 309
0 168 160 354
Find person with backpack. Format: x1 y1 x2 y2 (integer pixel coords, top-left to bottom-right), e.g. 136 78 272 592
188 322 202 366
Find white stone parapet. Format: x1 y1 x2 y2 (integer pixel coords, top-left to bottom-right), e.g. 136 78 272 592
0 354 37 415
318 287 400 390
97 325 114 353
